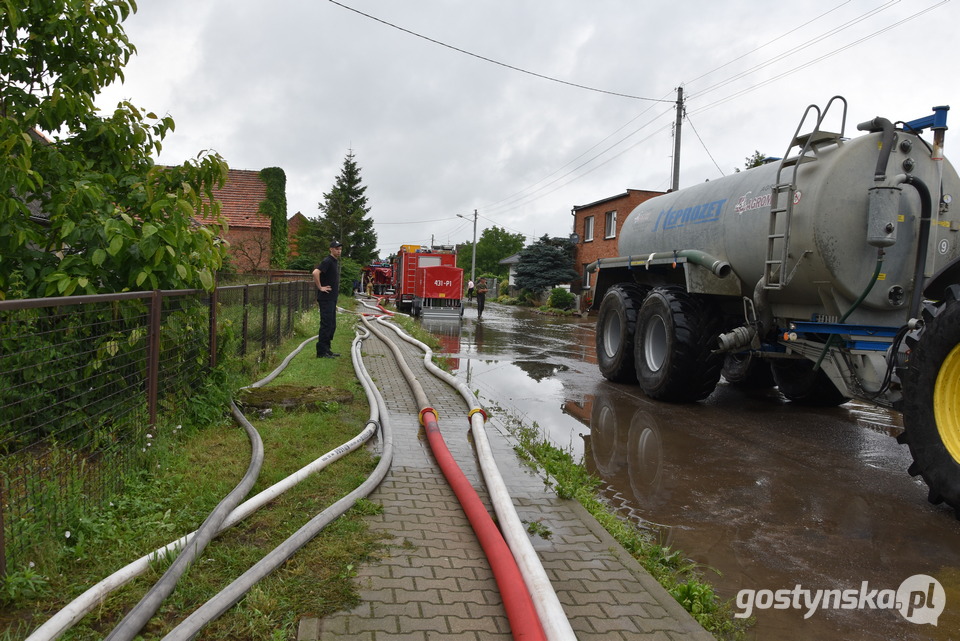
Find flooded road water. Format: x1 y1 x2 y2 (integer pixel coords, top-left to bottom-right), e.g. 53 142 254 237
424 302 960 640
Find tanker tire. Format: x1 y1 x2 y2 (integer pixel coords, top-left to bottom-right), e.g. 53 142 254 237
596 284 648 382
634 286 723 402
770 359 849 406
899 290 960 517
722 352 775 388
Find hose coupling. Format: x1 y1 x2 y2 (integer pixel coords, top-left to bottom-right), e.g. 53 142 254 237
419 407 438 426
467 407 488 425
716 325 758 352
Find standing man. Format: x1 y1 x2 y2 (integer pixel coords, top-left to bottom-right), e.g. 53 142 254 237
314 240 342 358
466 279 475 302
476 277 488 319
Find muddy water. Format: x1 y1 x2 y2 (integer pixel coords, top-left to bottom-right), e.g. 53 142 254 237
437 303 960 640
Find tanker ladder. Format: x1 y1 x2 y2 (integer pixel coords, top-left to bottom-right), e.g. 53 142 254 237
765 96 847 289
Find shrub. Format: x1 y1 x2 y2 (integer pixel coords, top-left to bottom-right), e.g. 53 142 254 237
547 288 575 310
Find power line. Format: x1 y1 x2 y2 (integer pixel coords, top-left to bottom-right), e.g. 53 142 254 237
475 3 880 213
326 0 671 102
687 0 902 103
687 0 949 116
475 4 877 214
365 0 949 226
373 217 457 225
685 114 724 177
483 120 674 218
480 89 675 213
682 1 854 88
481 104 675 215
481 0 950 212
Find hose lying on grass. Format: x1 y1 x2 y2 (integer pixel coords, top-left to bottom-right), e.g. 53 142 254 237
27 330 390 641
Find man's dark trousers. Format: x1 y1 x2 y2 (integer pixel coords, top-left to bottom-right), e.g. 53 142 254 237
317 299 337 356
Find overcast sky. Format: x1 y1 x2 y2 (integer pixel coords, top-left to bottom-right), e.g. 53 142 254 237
94 0 957 259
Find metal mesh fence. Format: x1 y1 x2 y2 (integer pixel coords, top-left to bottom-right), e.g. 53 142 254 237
0 280 314 575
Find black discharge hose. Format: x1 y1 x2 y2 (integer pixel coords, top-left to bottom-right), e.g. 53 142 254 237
903 174 934 317
104 403 265 641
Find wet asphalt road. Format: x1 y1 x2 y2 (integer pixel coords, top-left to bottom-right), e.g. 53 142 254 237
422 301 960 641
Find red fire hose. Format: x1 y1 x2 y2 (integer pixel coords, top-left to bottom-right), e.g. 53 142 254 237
359 315 546 640
419 407 547 641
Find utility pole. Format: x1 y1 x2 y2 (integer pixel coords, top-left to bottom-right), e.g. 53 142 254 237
671 86 684 191
457 209 478 285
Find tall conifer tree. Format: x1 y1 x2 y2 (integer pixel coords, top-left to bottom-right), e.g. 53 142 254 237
314 150 377 264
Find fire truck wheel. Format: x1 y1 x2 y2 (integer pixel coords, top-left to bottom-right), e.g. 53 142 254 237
634 286 723 402
770 359 849 406
596 284 648 382
722 352 775 388
900 288 960 516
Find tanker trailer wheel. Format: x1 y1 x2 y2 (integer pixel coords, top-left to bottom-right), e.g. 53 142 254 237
722 352 775 388
633 286 723 402
899 288 960 515
770 358 849 406
596 284 648 382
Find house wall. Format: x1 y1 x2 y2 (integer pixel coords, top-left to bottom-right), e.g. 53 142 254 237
571 189 663 301
225 227 273 272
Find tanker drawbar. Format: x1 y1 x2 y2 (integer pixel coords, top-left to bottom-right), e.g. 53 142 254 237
591 97 960 517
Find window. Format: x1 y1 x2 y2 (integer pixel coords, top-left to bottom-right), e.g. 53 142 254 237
584 216 594 242
604 210 617 239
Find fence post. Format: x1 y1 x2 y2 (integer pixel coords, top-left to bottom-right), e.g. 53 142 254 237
274 284 282 347
147 289 161 427
242 285 249 356
286 282 293 334
261 283 269 354
209 279 218 369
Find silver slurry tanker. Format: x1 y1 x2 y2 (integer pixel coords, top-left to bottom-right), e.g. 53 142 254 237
590 96 960 516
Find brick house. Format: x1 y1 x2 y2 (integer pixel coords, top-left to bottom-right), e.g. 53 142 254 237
570 188 663 305
286 212 308 260
204 169 273 272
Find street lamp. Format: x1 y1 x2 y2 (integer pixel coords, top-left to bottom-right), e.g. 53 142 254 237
457 209 478 286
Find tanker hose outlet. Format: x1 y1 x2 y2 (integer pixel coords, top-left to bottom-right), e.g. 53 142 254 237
857 117 895 181
717 325 757 353
898 174 934 317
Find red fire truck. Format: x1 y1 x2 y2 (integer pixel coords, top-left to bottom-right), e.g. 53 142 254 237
392 245 463 317
361 262 393 295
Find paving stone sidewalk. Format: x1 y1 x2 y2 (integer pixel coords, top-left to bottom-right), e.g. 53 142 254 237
297 324 714 641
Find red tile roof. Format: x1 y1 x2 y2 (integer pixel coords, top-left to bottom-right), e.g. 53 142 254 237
204 169 271 229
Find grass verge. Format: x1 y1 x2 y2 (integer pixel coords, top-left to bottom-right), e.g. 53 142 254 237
2 305 386 640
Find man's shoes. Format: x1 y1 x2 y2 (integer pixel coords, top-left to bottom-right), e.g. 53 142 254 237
318 352 340 358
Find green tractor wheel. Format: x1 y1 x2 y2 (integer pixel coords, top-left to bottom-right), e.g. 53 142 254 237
899 286 960 517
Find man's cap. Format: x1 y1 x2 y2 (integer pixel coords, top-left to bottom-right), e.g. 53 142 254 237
330 240 342 248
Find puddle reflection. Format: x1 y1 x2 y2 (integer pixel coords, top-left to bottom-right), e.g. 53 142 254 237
425 305 960 640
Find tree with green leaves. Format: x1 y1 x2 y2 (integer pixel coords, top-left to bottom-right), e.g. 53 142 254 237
734 150 767 173
305 150 378 265
457 226 525 278
514 235 578 295
0 0 229 299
